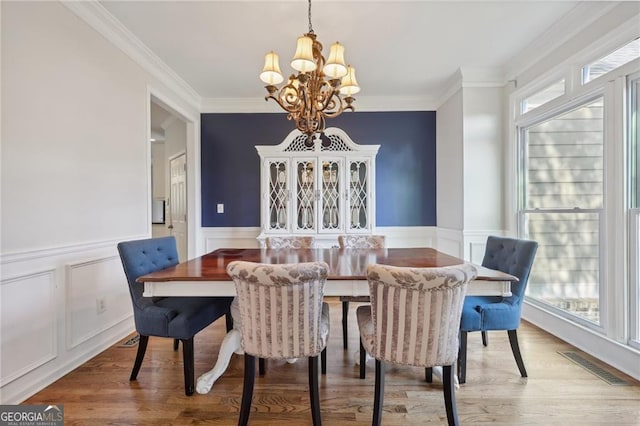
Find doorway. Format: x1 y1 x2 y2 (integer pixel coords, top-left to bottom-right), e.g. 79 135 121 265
149 98 188 261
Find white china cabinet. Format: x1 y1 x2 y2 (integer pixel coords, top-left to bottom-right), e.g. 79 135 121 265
256 127 379 247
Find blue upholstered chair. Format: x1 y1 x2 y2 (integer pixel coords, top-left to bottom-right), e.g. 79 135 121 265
458 236 538 384
117 236 233 395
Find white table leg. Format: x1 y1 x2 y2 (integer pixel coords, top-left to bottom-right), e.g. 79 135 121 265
196 298 242 394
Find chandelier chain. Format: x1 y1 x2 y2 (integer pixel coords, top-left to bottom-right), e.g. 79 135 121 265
308 0 313 34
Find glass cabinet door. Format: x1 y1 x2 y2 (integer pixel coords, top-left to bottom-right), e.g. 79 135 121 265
320 159 342 232
267 160 289 231
348 160 369 230
294 159 316 232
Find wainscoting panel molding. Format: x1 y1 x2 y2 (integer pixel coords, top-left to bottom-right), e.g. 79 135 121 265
0 269 57 387
66 256 132 349
200 226 437 254
0 237 143 404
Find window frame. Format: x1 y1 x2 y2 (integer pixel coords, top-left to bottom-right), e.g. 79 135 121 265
511 28 640 345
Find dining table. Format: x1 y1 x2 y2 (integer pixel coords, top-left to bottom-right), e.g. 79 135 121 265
138 247 518 394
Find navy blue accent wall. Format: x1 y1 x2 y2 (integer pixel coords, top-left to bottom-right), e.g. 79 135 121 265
201 111 436 227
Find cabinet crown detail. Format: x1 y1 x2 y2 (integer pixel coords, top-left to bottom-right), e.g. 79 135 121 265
256 128 380 247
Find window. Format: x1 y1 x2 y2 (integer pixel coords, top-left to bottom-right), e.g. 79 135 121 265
520 98 604 324
521 79 566 113
629 74 640 348
582 37 640 84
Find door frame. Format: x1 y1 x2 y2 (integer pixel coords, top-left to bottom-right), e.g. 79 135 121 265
147 85 200 259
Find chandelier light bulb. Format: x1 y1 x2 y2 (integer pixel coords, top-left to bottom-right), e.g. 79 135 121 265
340 66 360 96
291 35 317 73
323 42 347 79
260 51 284 85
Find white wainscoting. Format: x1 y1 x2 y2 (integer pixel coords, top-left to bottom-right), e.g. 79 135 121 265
199 226 440 254
66 256 132 349
0 237 143 404
1 269 57 387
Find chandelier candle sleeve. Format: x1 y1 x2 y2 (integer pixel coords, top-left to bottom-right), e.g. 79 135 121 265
259 0 360 136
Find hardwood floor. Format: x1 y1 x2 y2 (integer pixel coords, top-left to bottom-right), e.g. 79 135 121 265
25 299 640 425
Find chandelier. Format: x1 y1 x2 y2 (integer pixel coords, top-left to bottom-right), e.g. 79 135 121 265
259 0 360 136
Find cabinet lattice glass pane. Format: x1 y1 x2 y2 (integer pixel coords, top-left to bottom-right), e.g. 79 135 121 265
322 161 340 230
268 161 288 230
296 161 316 231
349 161 368 229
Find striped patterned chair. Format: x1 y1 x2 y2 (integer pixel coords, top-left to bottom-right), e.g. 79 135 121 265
227 261 330 426
265 236 315 249
338 235 386 349
357 263 477 426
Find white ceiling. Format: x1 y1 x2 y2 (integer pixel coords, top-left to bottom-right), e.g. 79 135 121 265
99 1 615 105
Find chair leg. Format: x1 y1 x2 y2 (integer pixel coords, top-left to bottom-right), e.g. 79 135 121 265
239 354 256 426
481 331 488 347
226 312 234 332
321 347 327 375
508 329 528 378
173 339 179 351
342 300 349 349
457 331 468 384
442 365 460 426
308 355 322 426
425 367 433 383
259 358 266 376
130 334 149 381
372 360 385 426
182 338 195 396
359 339 366 379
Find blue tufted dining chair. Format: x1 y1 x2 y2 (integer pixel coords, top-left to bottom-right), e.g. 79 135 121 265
458 236 538 384
117 236 233 395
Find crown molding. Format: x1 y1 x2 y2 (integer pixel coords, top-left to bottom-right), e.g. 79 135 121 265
62 0 201 111
200 95 439 113
436 67 506 108
504 2 619 81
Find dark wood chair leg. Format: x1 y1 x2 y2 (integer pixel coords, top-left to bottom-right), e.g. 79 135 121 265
508 329 528 378
443 365 459 426
239 354 256 426
173 338 179 351
481 331 488 347
321 347 327 375
182 338 195 396
225 312 234 332
342 300 349 349
359 339 366 379
457 330 468 384
372 360 385 426
130 334 149 381
308 355 322 426
259 358 266 376
425 367 433 383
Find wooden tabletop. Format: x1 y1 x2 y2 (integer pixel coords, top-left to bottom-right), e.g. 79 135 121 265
137 247 518 283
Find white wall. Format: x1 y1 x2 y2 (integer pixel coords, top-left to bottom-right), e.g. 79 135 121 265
2 2 149 253
462 87 504 231
0 1 197 403
151 142 166 199
436 89 464 232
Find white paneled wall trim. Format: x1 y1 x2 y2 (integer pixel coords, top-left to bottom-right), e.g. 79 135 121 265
0 269 57 388
0 236 145 404
200 226 439 254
